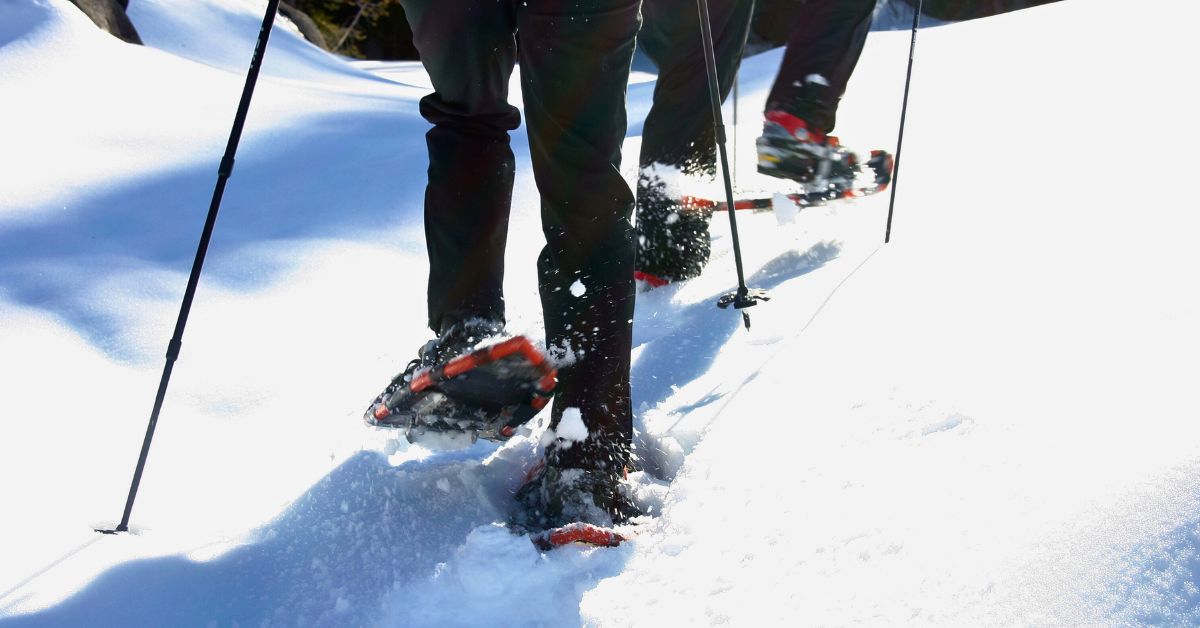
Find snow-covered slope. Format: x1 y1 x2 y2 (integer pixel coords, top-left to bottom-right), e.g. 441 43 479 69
2 0 1199 625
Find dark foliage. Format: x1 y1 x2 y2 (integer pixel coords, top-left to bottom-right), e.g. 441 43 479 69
285 0 417 59
748 0 1063 52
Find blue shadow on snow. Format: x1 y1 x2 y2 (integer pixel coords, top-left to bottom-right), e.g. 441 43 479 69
0 108 427 361
0 450 503 627
631 240 842 413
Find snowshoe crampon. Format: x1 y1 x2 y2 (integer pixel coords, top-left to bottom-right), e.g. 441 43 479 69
365 335 556 447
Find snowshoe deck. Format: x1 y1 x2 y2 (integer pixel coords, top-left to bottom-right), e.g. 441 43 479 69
366 335 556 445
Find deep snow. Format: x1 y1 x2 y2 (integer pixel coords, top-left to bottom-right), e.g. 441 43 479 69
2 0 1199 625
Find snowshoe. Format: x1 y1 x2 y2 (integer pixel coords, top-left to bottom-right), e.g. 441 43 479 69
365 325 557 448
529 522 628 550
688 147 893 214
807 142 894 202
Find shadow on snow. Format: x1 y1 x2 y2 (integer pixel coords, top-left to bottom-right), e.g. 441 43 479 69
630 241 841 478
632 240 842 412
0 449 524 627
0 108 427 361
0 246 836 627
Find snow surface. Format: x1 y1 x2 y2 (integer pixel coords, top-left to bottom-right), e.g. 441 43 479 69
2 0 1200 625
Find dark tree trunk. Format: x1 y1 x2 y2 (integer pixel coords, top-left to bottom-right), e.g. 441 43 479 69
280 1 329 50
67 0 142 44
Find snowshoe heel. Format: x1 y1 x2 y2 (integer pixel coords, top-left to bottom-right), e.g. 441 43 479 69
366 335 556 446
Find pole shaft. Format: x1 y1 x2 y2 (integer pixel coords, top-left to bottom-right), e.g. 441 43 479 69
114 0 281 533
884 0 922 244
696 0 749 291
732 70 738 190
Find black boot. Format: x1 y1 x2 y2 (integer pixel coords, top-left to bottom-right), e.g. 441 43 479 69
512 424 639 530
758 78 839 183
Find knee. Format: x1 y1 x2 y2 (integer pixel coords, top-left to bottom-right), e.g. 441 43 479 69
419 93 521 138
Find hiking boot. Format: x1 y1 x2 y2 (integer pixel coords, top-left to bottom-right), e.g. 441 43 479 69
756 109 831 183
758 74 842 182
512 427 639 530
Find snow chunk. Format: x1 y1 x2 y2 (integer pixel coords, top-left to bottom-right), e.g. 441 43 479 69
774 192 799 225
569 279 586 297
639 161 725 201
920 413 974 436
556 408 589 443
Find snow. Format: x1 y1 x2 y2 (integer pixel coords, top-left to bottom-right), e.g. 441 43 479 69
773 192 798 224
2 0 1199 625
555 408 590 443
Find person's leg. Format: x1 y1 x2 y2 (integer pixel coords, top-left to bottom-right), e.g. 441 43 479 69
632 0 754 283
515 0 641 471
765 0 876 132
401 0 521 333
638 0 754 174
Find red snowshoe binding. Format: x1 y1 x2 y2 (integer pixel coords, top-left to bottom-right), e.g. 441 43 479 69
530 522 627 550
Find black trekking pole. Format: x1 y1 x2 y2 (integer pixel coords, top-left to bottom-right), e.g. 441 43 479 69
98 0 282 535
732 69 738 190
697 0 768 330
884 0 922 244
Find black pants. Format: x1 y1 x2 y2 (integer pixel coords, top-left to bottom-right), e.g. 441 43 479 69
633 0 754 281
402 0 641 457
637 0 755 175
766 0 876 132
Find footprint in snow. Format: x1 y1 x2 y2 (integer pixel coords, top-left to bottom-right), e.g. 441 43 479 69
920 413 974 436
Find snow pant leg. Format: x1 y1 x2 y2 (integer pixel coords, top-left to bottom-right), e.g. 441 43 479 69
637 0 755 175
400 0 523 333
765 0 876 132
633 0 753 283
516 0 641 468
